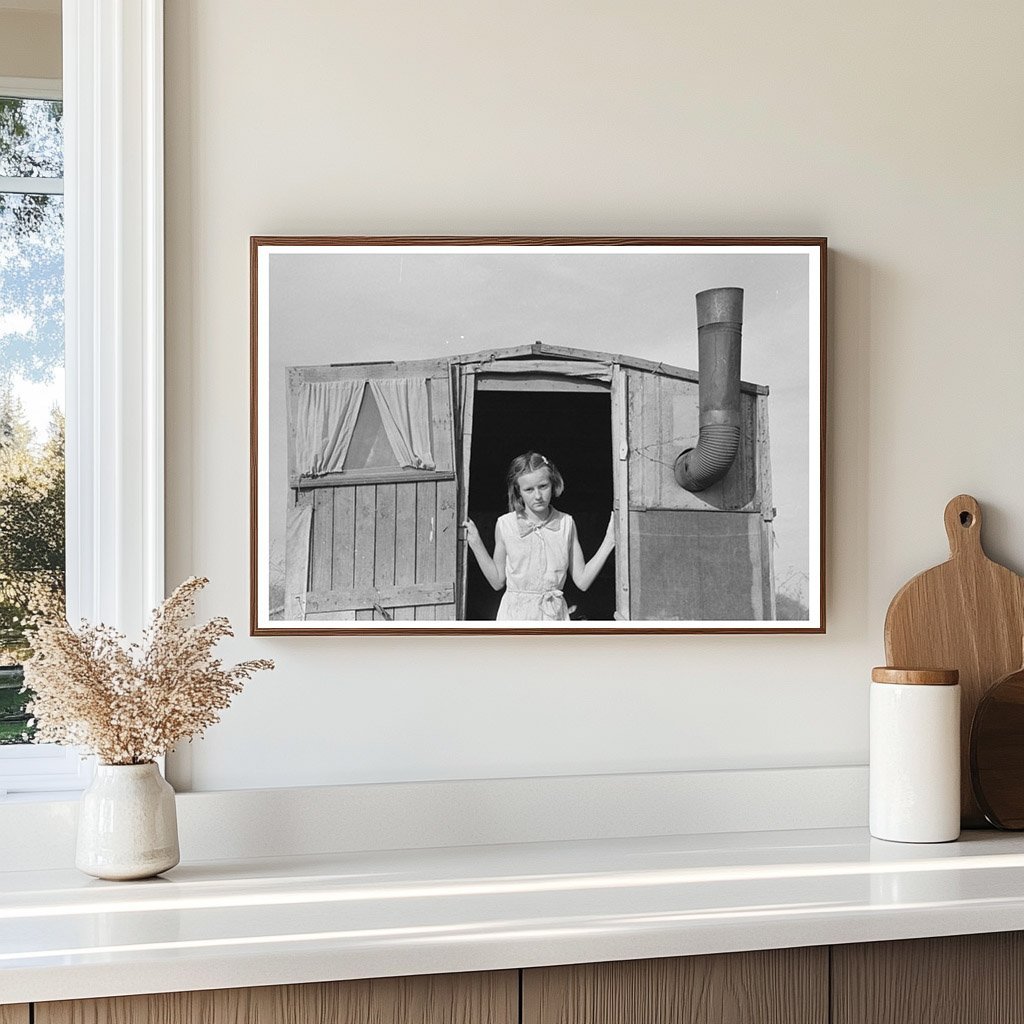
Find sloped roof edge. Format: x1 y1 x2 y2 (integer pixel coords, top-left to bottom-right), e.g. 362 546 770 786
452 341 768 395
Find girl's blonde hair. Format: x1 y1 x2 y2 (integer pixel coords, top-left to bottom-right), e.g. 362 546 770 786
507 452 564 512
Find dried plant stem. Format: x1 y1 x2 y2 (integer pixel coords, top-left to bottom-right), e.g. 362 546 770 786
23 577 273 765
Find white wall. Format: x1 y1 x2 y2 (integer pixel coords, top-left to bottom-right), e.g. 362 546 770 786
163 0 1024 791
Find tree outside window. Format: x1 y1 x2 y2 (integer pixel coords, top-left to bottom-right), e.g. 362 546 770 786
0 94 65 744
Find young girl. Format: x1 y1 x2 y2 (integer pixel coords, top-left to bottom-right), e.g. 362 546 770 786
464 452 615 621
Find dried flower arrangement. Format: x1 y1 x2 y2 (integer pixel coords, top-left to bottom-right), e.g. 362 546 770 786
23 576 273 765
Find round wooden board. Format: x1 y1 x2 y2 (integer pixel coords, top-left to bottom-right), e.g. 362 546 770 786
971 662 1024 829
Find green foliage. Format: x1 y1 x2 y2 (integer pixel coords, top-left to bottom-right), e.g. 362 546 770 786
0 390 65 663
0 97 62 180
0 665 31 744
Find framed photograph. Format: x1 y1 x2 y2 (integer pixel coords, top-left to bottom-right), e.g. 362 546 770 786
251 236 826 635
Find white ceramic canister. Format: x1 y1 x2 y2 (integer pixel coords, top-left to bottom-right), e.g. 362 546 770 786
870 667 961 843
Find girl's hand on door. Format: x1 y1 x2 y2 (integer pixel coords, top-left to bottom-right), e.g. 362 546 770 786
603 511 616 549
463 519 481 547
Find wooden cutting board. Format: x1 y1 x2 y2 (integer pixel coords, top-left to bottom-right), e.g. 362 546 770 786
884 494 1024 827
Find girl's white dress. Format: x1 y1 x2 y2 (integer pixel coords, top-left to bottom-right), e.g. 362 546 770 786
495 509 574 621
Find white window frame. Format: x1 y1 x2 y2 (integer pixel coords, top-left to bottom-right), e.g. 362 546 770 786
0 0 164 799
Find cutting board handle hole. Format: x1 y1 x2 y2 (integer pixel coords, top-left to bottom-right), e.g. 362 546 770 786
960 511 974 527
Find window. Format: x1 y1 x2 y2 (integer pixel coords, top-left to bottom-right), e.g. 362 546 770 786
0 87 65 724
0 81 78 796
0 0 166 799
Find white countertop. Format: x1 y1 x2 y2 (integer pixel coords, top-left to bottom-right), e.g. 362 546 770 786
4 826 1024 1005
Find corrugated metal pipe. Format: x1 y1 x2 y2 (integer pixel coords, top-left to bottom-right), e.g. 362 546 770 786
673 287 744 492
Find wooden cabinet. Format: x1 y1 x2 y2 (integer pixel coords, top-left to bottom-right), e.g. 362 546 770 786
832 932 1024 1024
16 933 1024 1024
35 972 517 1024
523 948 827 1024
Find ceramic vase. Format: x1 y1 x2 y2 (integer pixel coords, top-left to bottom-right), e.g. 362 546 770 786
76 762 180 880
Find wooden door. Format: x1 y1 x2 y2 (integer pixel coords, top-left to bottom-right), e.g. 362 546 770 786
0 1007 29 1024
611 365 630 619
289 359 458 622
455 364 476 620
523 950 828 1024
37 972 517 1024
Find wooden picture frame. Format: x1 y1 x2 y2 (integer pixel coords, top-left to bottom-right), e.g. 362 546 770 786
251 236 826 635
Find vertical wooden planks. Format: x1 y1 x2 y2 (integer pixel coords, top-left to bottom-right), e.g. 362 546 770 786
435 480 457 620
0 1006 29 1024
457 369 476 621
353 485 376 602
756 393 777 618
286 489 314 621
655 370 672 510
393 483 418 621
640 371 661 508
332 488 356 590
611 365 631 620
373 483 397 620
310 488 333 596
375 484 397 590
415 481 437 621
431 371 458 621
743 391 757 507
331 486 356 620
747 514 764 619
724 391 757 507
626 367 644 508
629 510 642 612
285 366 302 487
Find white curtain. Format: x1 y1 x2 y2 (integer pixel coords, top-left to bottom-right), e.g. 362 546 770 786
369 378 436 470
293 380 365 477
284 504 313 620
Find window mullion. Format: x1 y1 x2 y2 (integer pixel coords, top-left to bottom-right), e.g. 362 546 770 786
0 176 64 195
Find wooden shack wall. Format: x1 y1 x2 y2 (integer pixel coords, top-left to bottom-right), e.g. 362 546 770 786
287 357 776 623
623 367 775 620
626 369 761 512
295 374 457 622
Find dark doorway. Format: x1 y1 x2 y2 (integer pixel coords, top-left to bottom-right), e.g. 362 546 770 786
465 387 615 621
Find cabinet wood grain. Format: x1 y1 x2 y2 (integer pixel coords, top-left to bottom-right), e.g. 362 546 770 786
36 971 518 1024
0 1007 29 1024
522 948 828 1024
832 932 1024 1024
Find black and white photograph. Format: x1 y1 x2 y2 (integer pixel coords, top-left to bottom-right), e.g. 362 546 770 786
251 237 825 634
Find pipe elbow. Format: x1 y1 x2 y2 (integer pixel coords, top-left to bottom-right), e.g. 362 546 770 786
673 423 741 492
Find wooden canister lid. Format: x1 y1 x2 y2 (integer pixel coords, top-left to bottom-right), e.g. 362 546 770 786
871 667 959 686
